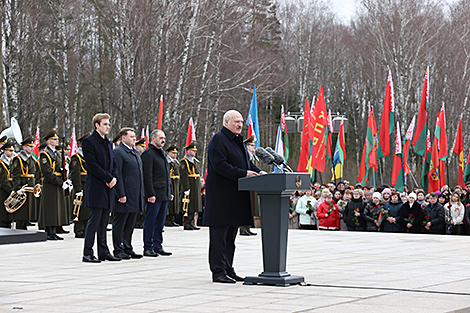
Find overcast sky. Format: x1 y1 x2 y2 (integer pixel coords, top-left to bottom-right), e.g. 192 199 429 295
330 0 358 24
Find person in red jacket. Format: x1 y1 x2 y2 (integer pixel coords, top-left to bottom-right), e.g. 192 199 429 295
316 192 340 230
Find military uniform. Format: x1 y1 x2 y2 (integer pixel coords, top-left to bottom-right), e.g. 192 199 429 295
69 132 91 238
165 144 180 226
38 128 67 240
180 142 202 230
0 140 15 228
10 136 37 229
240 136 259 236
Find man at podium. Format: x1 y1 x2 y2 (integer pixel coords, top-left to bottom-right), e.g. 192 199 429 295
203 109 266 283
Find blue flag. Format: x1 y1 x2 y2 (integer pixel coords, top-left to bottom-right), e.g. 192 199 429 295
246 85 260 148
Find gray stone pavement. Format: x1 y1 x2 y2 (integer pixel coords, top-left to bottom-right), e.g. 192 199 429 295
1 225 470 313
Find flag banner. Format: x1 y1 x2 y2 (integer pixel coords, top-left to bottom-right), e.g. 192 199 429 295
157 95 164 130
366 105 380 171
325 109 333 161
32 127 40 160
421 130 432 193
246 85 260 148
331 140 343 180
453 120 464 187
391 122 405 192
297 98 311 172
428 114 441 192
68 128 78 158
309 85 328 173
280 105 289 161
412 67 429 156
379 70 395 157
145 125 149 149
436 104 448 161
403 116 415 176
274 125 285 173
185 117 196 148
358 138 368 184
464 147 470 184
338 119 346 164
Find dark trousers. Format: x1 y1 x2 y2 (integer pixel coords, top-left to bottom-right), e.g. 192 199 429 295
184 212 195 227
143 201 168 251
112 212 137 254
209 226 238 279
83 206 110 257
74 219 87 235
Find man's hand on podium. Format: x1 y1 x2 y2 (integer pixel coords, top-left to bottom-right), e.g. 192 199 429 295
246 170 259 177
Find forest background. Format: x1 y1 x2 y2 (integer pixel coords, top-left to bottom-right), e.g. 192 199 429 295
1 0 468 188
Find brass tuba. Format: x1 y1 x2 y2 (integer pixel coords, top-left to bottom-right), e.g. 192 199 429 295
5 184 42 213
182 190 190 217
73 192 83 221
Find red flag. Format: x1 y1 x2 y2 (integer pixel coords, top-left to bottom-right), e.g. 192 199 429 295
437 104 448 161
309 85 328 173
297 98 311 172
358 138 368 184
402 116 415 176
32 127 40 159
367 106 379 171
412 67 429 156
379 70 395 157
247 115 256 141
157 95 164 130
185 117 196 147
453 119 464 187
145 125 149 149
391 122 404 189
68 128 78 158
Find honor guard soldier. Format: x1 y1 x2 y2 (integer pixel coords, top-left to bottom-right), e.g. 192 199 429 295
38 128 68 240
0 140 15 228
69 131 91 238
10 136 37 229
165 144 180 227
135 137 146 154
180 141 202 230
112 133 121 147
0 136 7 155
56 141 71 234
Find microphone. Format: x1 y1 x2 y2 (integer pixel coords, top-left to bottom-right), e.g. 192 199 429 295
254 147 283 172
265 147 293 172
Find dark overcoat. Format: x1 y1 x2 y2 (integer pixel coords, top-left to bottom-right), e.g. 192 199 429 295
82 130 117 209
112 144 144 213
423 202 445 234
141 144 172 202
203 127 260 227
11 152 37 221
399 201 424 233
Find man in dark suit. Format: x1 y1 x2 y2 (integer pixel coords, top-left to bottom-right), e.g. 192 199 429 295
203 110 266 283
82 113 121 263
112 128 144 260
141 130 173 257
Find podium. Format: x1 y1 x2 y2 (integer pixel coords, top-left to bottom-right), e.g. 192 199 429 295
238 172 311 286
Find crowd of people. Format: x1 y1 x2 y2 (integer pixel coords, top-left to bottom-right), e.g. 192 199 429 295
289 180 470 235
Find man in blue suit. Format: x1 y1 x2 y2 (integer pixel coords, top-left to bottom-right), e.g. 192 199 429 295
112 128 144 260
82 113 121 263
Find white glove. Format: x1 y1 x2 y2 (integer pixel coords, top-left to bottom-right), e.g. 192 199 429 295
62 181 69 190
66 180 74 192
184 190 190 196
16 189 24 196
75 191 83 197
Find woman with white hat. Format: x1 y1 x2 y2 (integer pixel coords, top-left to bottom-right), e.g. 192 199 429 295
399 192 423 233
363 192 384 231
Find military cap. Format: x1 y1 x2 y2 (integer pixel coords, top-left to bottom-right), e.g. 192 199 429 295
1 138 15 150
184 141 197 151
0 136 7 145
165 144 178 153
43 128 59 141
77 131 92 142
244 135 255 145
112 132 121 144
21 135 35 146
135 137 147 147
39 142 47 151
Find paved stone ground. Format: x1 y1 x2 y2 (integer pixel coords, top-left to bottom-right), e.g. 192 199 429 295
1 225 470 312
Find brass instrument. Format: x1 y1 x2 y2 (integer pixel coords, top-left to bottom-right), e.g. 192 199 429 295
182 190 190 217
5 184 42 213
73 193 83 222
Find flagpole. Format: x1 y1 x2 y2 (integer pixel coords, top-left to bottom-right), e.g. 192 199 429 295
408 172 419 188
378 158 384 185
372 169 376 189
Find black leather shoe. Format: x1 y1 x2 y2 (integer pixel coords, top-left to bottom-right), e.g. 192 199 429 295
172 222 180 226
227 273 245 281
164 223 174 227
83 255 101 263
56 227 70 234
213 275 236 283
247 231 257 236
47 235 57 240
114 251 131 260
184 225 194 230
155 248 172 256
129 252 143 259
143 250 159 257
99 254 122 261
54 234 64 240
75 234 85 238
239 230 250 236
192 225 200 230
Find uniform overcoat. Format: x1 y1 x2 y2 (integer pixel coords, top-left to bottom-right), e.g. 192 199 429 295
203 127 260 227
69 151 89 220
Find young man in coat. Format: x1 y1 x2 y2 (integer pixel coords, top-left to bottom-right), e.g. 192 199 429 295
112 128 144 260
203 110 266 284
141 130 173 257
82 113 120 263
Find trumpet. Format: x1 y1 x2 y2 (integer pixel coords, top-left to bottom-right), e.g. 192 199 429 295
182 190 190 217
73 192 83 222
5 184 42 213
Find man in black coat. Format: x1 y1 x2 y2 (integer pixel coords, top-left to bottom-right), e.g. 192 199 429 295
82 113 121 263
141 130 173 257
112 128 144 260
423 192 445 234
203 110 265 283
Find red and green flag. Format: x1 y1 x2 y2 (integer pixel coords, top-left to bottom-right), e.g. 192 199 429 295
428 114 441 192
453 119 464 187
402 116 415 176
297 98 311 172
32 127 41 160
358 138 368 184
412 67 429 156
366 105 380 171
464 147 470 184
391 122 405 192
379 70 395 157
279 105 289 161
421 130 431 193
